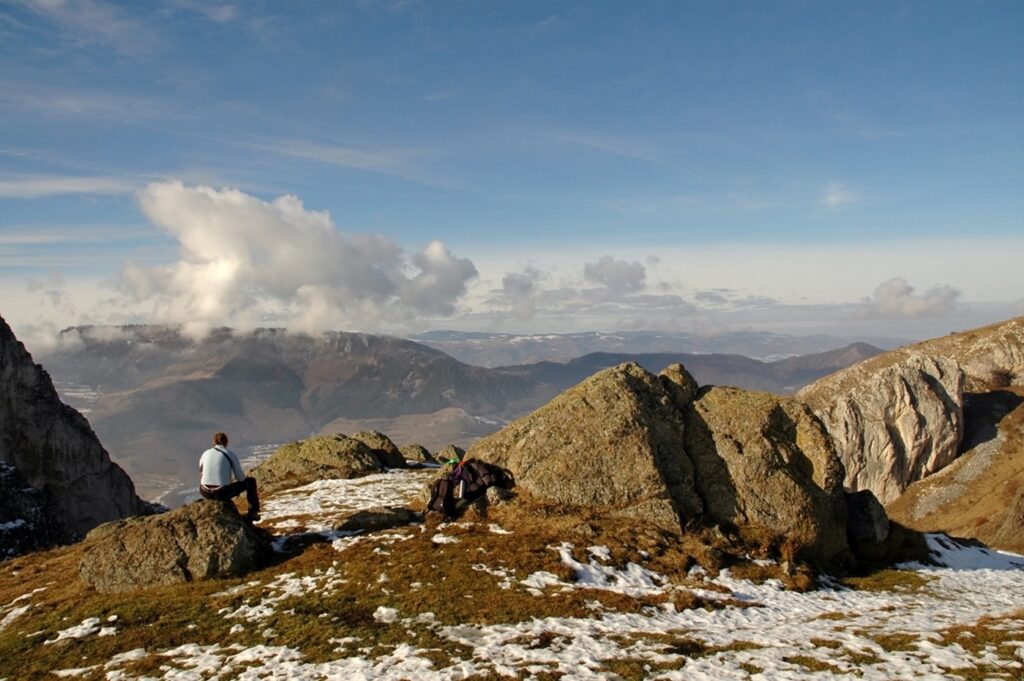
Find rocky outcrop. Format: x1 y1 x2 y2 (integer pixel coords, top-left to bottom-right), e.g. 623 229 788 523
0 462 61 558
0 316 147 547
469 362 850 564
349 431 406 468
799 355 965 504
251 435 387 494
684 386 849 563
915 316 1024 391
79 500 269 593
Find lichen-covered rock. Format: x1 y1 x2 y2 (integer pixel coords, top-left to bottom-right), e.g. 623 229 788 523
684 386 849 563
799 354 965 504
468 363 696 531
400 443 434 464
468 362 850 563
0 316 147 546
251 435 384 494
79 500 269 593
349 431 406 468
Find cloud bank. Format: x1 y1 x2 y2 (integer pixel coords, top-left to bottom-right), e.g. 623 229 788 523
118 181 477 334
860 277 960 319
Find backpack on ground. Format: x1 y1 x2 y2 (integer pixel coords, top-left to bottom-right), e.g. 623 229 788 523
458 459 512 501
426 475 458 517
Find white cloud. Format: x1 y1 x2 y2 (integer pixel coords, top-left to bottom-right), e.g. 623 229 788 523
820 181 859 208
582 256 646 295
117 181 477 334
0 174 136 198
860 277 960 319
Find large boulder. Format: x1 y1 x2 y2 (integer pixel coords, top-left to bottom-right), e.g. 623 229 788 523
349 431 406 468
684 386 849 562
0 316 147 547
470 362 850 564
78 500 269 593
799 354 964 504
250 435 385 494
468 363 694 531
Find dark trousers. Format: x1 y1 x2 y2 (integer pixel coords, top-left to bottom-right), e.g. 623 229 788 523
200 477 260 513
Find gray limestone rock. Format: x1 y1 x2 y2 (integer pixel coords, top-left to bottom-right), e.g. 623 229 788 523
800 354 965 504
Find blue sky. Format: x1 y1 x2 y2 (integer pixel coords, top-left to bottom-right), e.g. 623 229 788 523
1 1 1022 343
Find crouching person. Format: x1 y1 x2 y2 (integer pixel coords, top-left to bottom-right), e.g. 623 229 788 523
199 432 261 522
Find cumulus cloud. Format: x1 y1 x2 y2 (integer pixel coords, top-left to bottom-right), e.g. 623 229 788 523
860 277 960 319
118 181 477 334
490 267 545 320
484 256 693 326
582 256 646 295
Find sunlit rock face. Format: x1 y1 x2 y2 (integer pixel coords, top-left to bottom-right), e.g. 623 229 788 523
800 354 965 504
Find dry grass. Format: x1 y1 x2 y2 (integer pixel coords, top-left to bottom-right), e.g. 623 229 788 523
0 500 807 679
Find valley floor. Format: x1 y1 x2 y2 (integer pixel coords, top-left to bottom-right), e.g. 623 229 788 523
1 469 1023 680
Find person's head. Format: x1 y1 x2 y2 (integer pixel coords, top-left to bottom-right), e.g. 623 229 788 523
213 432 229 447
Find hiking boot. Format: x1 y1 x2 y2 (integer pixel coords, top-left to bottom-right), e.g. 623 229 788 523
245 510 261 523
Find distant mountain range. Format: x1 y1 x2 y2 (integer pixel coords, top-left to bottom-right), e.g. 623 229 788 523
495 343 883 394
38 325 884 505
412 329 906 367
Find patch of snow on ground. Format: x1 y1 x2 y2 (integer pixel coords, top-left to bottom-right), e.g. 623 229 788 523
260 470 432 534
904 534 1024 570
373 606 399 623
221 569 346 623
45 617 115 644
431 534 458 544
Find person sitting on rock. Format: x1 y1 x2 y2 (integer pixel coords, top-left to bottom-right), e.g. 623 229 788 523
199 432 261 522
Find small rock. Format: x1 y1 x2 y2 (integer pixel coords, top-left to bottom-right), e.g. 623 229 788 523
334 507 420 533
